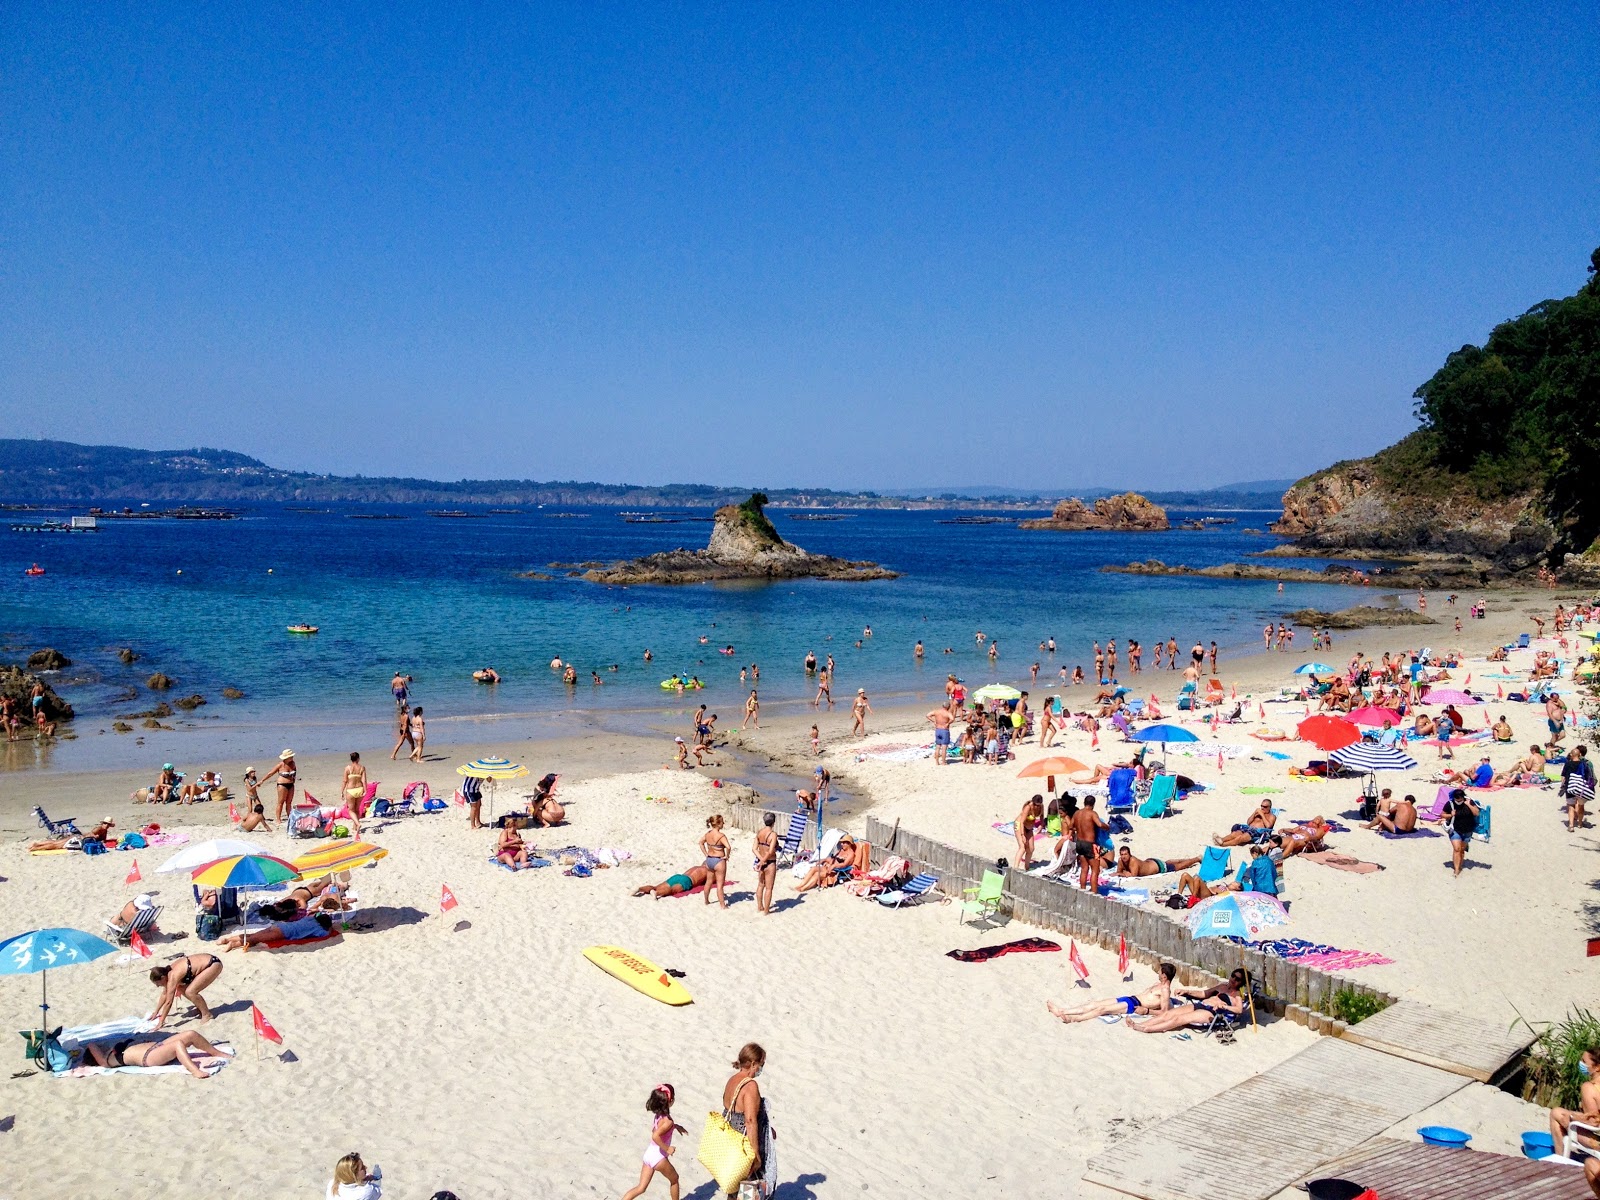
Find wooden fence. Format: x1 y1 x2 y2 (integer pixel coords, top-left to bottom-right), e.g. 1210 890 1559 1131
864 816 1397 1033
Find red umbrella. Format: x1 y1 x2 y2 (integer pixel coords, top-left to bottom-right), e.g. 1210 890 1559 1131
1346 705 1404 728
1297 714 1360 751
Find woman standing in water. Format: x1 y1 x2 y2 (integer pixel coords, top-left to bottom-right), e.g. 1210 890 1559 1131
259 749 297 822
721 1043 776 1197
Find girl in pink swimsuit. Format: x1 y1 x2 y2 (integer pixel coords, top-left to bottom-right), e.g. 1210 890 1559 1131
622 1084 687 1200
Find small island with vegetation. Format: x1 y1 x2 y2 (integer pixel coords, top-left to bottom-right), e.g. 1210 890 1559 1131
1019 492 1169 532
567 494 898 585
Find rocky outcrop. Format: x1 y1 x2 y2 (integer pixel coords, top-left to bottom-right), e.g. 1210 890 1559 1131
1103 558 1494 589
1020 493 1169 532
221 687 245 700
577 494 897 585
1285 606 1436 630
116 647 140 664
1271 453 1554 570
174 694 206 710
0 665 74 721
146 672 174 690
27 648 71 671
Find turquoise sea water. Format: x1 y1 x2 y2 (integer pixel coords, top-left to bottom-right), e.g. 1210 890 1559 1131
0 505 1368 770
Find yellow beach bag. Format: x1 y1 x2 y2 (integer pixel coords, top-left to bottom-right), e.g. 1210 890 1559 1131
697 1082 756 1193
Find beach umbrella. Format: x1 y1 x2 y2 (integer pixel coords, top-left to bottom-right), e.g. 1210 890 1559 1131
971 684 1021 703
1346 705 1404 727
1132 723 1199 765
458 756 530 819
1186 892 1289 941
1016 756 1089 795
1293 663 1335 676
191 854 301 890
1296 715 1360 751
0 927 117 1031
1329 744 1419 774
292 840 388 880
155 838 262 874
1417 689 1482 706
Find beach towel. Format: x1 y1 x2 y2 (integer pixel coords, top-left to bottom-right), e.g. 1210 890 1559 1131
670 879 740 897
1303 851 1383 874
60 1043 234 1078
854 743 932 763
490 855 552 871
58 1017 156 1052
1377 827 1442 839
1240 786 1284 794
945 937 1060 962
1225 936 1395 969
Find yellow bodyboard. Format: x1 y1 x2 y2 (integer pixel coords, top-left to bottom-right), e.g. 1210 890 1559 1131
583 945 693 1006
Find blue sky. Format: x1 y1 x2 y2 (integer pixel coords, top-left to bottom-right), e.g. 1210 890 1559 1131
2 5 1596 491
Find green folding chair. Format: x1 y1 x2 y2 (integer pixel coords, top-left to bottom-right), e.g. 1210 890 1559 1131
959 870 1006 930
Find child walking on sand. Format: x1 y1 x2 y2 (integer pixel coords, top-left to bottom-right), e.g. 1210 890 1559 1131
621 1084 687 1200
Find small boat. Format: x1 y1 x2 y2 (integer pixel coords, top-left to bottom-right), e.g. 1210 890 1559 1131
287 624 319 635
24 563 46 576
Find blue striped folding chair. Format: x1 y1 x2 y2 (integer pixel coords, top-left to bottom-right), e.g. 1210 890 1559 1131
878 872 939 908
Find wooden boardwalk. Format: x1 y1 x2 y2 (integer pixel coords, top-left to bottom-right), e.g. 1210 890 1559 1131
1295 1138 1592 1199
1339 999 1535 1082
1082 1037 1467 1200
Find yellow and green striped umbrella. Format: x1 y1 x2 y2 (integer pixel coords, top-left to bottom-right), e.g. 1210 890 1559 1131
291 840 389 880
456 757 530 780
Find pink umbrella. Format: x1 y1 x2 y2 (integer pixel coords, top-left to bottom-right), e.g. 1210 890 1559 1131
1418 688 1483 705
1346 705 1404 727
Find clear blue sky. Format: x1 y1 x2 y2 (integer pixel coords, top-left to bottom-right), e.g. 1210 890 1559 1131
2 5 1596 492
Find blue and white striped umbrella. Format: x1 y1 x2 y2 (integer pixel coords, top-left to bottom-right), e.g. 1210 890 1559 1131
1330 743 1419 773
1294 662 1336 675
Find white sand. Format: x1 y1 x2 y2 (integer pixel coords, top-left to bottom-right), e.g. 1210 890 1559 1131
0 587 1591 1194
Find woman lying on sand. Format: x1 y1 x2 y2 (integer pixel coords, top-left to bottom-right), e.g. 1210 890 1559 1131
1125 968 1248 1034
1048 963 1176 1024
632 865 710 898
1114 846 1201 877
85 1028 233 1079
217 902 335 951
31 818 113 851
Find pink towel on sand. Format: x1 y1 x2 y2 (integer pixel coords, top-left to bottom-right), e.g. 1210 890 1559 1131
1303 851 1383 874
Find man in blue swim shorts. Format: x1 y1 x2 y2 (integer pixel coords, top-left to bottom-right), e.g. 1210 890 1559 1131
928 703 954 765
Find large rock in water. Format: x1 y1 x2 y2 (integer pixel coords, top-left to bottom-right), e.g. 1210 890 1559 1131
27 648 71 671
0 665 74 721
1019 492 1169 532
579 494 897 584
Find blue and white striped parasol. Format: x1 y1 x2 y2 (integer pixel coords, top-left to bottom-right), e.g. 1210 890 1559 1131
1330 743 1419 773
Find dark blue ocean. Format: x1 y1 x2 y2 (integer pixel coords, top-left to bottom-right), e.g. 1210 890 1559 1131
0 504 1365 770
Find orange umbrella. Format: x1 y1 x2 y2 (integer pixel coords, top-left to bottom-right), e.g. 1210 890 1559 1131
1296 714 1360 751
1017 757 1090 778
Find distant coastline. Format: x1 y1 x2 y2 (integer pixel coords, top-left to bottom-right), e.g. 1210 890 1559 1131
0 438 1292 511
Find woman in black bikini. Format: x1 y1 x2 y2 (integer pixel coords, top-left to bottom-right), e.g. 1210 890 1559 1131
699 814 730 909
1125 968 1248 1033
150 953 224 1025
260 749 297 822
87 1028 232 1079
753 811 779 915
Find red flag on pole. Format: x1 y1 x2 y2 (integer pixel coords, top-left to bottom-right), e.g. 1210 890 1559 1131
252 1004 283 1044
123 858 142 885
1090 727 1099 749
129 929 151 959
1068 939 1089 982
1465 673 1471 686
1257 703 1265 719
1217 751 1225 774
228 801 241 823
440 884 459 913
1117 933 1129 976
1231 684 1238 699
1497 684 1504 699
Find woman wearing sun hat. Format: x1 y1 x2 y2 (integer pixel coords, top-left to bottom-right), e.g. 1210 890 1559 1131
260 748 297 822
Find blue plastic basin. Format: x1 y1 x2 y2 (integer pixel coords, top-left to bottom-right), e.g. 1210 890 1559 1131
1418 1125 1471 1148
1522 1131 1556 1158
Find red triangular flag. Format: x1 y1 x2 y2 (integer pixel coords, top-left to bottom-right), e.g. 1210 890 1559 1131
1258 703 1265 719
129 929 151 958
229 801 241 822
1497 684 1504 699
1465 673 1472 685
1068 939 1089 981
1231 684 1238 699
123 858 142 885
1117 933 1129 975
440 883 459 913
1090 727 1099 749
1217 751 1225 774
252 1003 283 1044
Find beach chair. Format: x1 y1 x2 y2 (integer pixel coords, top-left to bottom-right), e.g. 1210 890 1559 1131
1518 633 1531 648
1137 775 1178 819
959 870 1006 930
288 801 324 839
32 806 79 837
879 872 939 907
352 782 379 817
1197 846 1231 884
1177 682 1198 711
1107 768 1137 813
103 903 161 946
776 809 810 868
1562 1121 1600 1162
1203 679 1225 708
1476 803 1492 842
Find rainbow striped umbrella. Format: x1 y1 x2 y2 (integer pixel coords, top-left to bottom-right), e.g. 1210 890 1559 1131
456 757 530 780
292 840 388 880
191 854 301 889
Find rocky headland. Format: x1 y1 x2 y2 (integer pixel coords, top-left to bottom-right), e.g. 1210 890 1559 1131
1285 605 1437 630
1101 558 1492 589
565 494 898 585
0 664 74 722
1019 492 1169 532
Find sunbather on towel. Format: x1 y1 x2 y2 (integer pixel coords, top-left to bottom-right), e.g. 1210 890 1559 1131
85 1028 233 1079
633 865 710 898
1494 745 1548 787
1438 756 1494 789
217 902 335 951
1125 968 1248 1034
32 818 114 851
1114 847 1201 878
1048 963 1176 1024
1212 799 1276 847
1364 792 1418 834
1279 818 1331 857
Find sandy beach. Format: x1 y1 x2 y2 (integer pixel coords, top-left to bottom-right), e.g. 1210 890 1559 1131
1 586 1596 1196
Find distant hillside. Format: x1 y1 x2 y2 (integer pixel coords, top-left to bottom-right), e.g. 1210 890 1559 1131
1275 245 1600 570
1144 481 1294 510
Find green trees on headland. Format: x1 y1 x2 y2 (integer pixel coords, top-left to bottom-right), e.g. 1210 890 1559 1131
1411 246 1600 551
